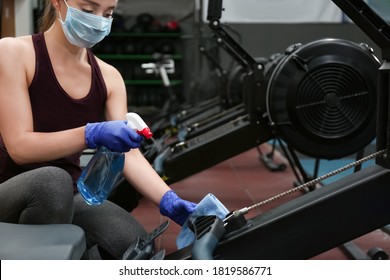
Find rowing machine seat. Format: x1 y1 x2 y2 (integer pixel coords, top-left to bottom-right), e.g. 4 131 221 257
0 222 86 260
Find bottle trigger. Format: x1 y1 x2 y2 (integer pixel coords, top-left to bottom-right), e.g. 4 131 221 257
126 112 153 139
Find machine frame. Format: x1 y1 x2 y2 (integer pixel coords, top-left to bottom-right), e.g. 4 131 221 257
166 0 390 260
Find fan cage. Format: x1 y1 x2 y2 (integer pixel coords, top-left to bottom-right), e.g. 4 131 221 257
292 63 371 140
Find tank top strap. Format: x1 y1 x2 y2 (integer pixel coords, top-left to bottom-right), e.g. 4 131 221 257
31 33 52 81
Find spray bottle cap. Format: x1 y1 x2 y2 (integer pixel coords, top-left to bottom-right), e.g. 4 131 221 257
126 112 153 139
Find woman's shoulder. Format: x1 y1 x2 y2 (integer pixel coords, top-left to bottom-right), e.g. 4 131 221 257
94 55 123 80
0 35 33 58
0 35 32 48
92 54 126 97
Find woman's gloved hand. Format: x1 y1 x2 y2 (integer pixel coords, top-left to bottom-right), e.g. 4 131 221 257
85 121 143 153
160 190 197 226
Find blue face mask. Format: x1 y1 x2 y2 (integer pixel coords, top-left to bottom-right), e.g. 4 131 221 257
59 0 113 48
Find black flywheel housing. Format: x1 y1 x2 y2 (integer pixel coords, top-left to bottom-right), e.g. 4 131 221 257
266 38 380 159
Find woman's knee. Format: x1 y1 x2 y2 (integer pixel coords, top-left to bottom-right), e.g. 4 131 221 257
31 166 73 193
26 167 74 222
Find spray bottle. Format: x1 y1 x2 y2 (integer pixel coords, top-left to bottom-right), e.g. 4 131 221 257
77 113 153 205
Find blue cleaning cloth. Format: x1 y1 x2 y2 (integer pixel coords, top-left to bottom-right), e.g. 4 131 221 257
176 193 229 249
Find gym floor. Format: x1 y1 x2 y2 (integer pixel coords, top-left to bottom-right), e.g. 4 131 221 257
131 143 390 260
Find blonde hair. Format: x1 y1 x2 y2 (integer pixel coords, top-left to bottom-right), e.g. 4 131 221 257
38 0 57 32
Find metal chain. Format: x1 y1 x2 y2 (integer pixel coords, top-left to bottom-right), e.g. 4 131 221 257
247 149 387 212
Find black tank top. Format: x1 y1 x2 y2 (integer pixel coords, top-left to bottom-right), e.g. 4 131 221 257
0 33 107 189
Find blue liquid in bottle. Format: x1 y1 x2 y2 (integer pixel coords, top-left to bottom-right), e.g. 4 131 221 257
77 147 125 205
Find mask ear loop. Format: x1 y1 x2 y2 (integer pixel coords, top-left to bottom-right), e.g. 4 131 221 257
58 0 69 23
58 12 64 23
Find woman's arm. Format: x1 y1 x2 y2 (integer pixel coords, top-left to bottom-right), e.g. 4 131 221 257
99 59 171 206
0 37 87 165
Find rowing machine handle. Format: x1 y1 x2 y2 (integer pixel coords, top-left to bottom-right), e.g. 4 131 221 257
191 216 226 260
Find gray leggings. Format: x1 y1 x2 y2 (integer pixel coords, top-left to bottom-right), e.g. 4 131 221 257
0 166 147 259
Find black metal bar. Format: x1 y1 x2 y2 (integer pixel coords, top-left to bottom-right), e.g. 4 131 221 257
329 0 390 168
199 44 225 75
163 118 273 184
209 20 257 71
167 165 390 259
276 138 305 184
207 0 257 70
332 0 390 59
376 62 390 168
185 105 245 139
206 1 266 123
354 150 365 172
206 0 223 22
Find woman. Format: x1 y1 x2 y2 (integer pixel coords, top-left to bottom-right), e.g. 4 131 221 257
0 0 196 259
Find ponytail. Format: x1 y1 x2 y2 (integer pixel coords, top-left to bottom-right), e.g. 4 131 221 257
37 0 57 32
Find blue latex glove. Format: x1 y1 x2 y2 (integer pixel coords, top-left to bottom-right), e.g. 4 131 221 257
160 190 197 226
85 121 143 153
